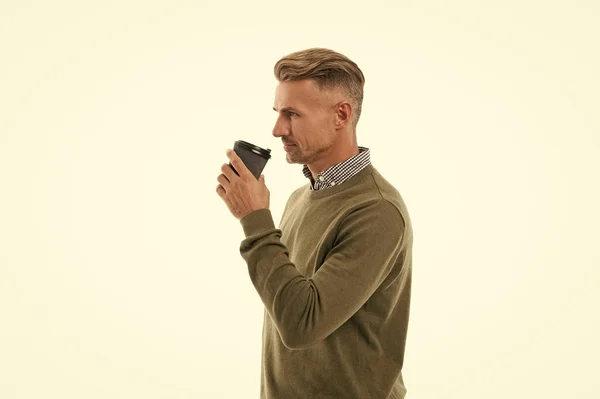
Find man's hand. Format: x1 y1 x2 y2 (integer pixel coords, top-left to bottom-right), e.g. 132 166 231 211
216 149 270 220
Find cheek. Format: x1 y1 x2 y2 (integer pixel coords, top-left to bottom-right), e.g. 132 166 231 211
300 119 320 143
291 120 307 146
294 116 324 149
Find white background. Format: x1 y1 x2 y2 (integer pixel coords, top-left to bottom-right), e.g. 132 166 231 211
1 0 598 398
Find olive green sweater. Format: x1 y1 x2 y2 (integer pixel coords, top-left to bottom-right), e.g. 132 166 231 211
239 163 413 398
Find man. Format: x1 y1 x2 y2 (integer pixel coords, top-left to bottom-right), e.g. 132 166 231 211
216 48 413 399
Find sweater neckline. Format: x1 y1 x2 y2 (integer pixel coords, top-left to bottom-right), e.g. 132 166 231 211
307 164 376 199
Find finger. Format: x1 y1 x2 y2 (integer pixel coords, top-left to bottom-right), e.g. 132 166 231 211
220 163 236 182
217 173 230 189
226 149 253 179
216 184 225 197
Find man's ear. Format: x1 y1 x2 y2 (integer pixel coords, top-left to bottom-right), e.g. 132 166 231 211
334 101 353 128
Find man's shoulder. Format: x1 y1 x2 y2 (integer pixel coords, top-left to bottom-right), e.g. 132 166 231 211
355 166 413 231
281 184 310 214
288 184 309 201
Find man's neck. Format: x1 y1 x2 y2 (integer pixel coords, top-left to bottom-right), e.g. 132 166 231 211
307 145 360 179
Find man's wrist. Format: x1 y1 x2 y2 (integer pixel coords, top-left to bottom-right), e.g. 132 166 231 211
240 208 275 237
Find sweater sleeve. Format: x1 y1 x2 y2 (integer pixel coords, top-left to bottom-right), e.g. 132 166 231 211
238 200 405 350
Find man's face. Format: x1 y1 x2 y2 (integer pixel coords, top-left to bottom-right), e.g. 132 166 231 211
272 79 338 165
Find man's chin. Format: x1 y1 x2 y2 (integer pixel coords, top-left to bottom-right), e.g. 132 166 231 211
285 152 301 164
284 148 310 165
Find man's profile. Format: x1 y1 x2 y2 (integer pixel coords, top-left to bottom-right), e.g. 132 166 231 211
216 48 413 398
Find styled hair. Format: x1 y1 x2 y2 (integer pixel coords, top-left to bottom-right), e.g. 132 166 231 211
274 48 365 129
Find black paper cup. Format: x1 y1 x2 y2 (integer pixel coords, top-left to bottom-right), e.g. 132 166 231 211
229 140 271 179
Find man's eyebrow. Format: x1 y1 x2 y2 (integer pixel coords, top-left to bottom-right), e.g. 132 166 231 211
273 106 298 113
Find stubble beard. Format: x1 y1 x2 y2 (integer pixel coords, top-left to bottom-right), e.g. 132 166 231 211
286 145 313 165
286 144 330 166
285 146 304 164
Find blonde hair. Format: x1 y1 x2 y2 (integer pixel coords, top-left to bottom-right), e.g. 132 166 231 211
274 48 365 129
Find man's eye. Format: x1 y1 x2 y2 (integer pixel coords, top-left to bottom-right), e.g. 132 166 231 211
287 111 298 117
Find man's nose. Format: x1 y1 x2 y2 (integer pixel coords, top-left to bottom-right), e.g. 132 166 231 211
272 118 289 138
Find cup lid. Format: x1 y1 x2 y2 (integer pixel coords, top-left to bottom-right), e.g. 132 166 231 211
235 140 271 158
